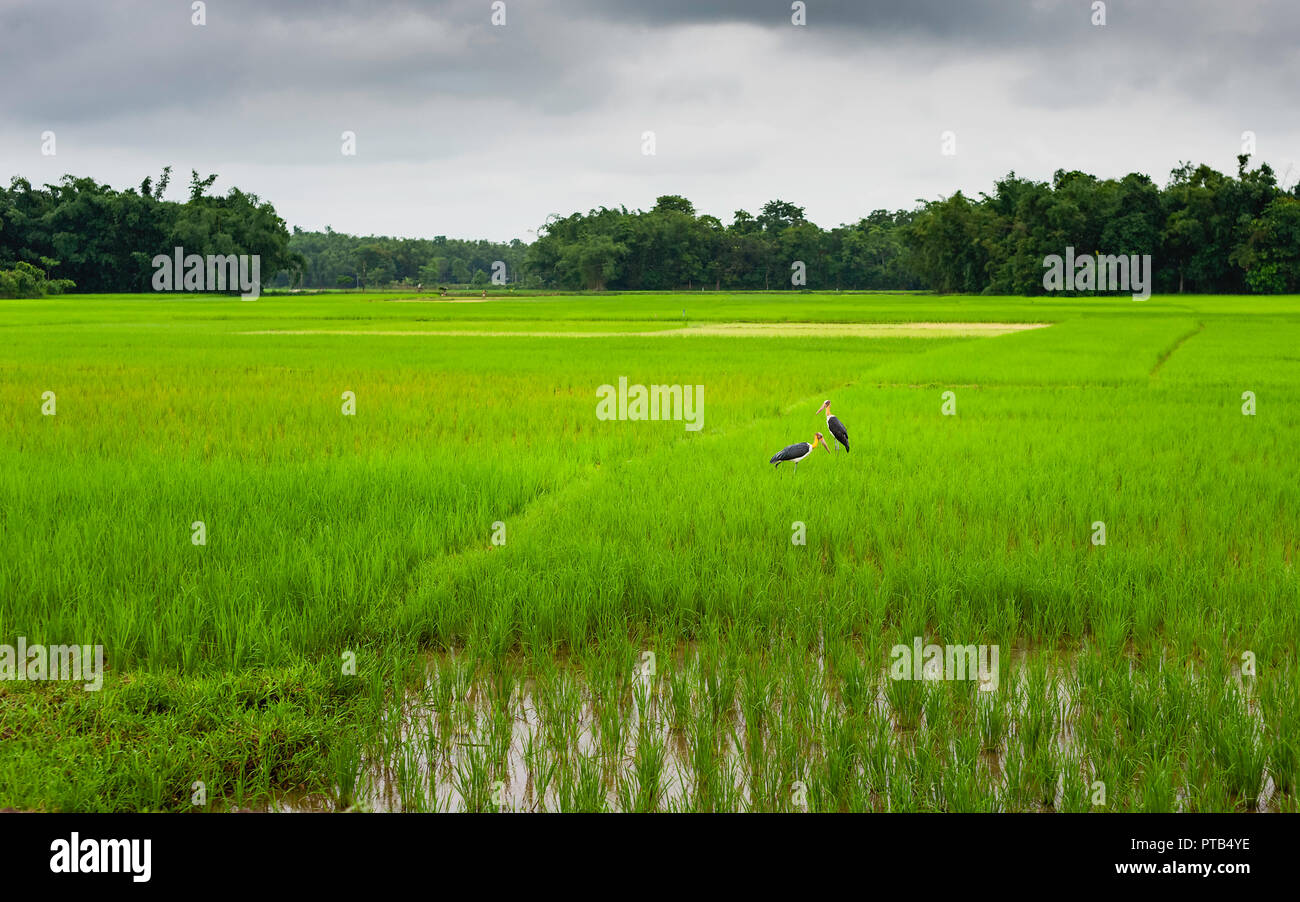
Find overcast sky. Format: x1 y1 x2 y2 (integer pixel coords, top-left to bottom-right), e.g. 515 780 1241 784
2 0 1297 241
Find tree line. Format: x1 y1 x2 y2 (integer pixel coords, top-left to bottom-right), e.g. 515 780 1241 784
3 156 1298 296
283 228 529 290
0 169 297 294
524 157 1300 294
525 196 920 292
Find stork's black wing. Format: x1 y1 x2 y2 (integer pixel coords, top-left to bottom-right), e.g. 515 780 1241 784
770 442 810 465
827 415 849 452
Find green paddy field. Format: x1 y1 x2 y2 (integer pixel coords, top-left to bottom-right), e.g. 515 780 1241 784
0 291 1296 812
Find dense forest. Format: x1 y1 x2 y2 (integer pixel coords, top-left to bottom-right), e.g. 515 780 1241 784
523 157 1300 294
3 156 1298 296
283 228 528 290
0 168 298 295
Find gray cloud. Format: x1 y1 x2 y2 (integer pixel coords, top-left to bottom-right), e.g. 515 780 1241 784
1 0 1296 240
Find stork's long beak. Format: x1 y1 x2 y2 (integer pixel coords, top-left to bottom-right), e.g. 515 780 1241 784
821 440 830 453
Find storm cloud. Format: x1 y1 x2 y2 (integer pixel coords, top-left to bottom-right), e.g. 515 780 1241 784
2 0 1296 240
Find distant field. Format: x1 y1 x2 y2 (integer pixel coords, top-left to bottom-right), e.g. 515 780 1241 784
0 291 1296 812
239 321 1049 338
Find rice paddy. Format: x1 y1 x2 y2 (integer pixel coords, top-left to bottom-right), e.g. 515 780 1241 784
0 291 1296 812
239 321 1050 338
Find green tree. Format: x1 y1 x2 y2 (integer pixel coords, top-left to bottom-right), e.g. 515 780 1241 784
1241 197 1300 293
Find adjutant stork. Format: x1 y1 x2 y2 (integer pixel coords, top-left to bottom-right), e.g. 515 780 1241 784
769 432 829 471
817 399 849 452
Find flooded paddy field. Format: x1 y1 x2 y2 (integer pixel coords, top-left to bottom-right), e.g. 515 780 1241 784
267 640 1294 814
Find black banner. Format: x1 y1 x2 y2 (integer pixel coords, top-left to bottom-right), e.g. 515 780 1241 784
0 813 1285 890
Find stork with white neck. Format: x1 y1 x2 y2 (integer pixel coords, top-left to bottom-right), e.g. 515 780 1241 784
817 399 849 453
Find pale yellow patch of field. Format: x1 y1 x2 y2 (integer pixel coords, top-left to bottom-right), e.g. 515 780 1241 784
240 322 1050 338
671 322 1050 338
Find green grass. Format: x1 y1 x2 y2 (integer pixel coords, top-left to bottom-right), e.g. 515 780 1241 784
0 291 1296 811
